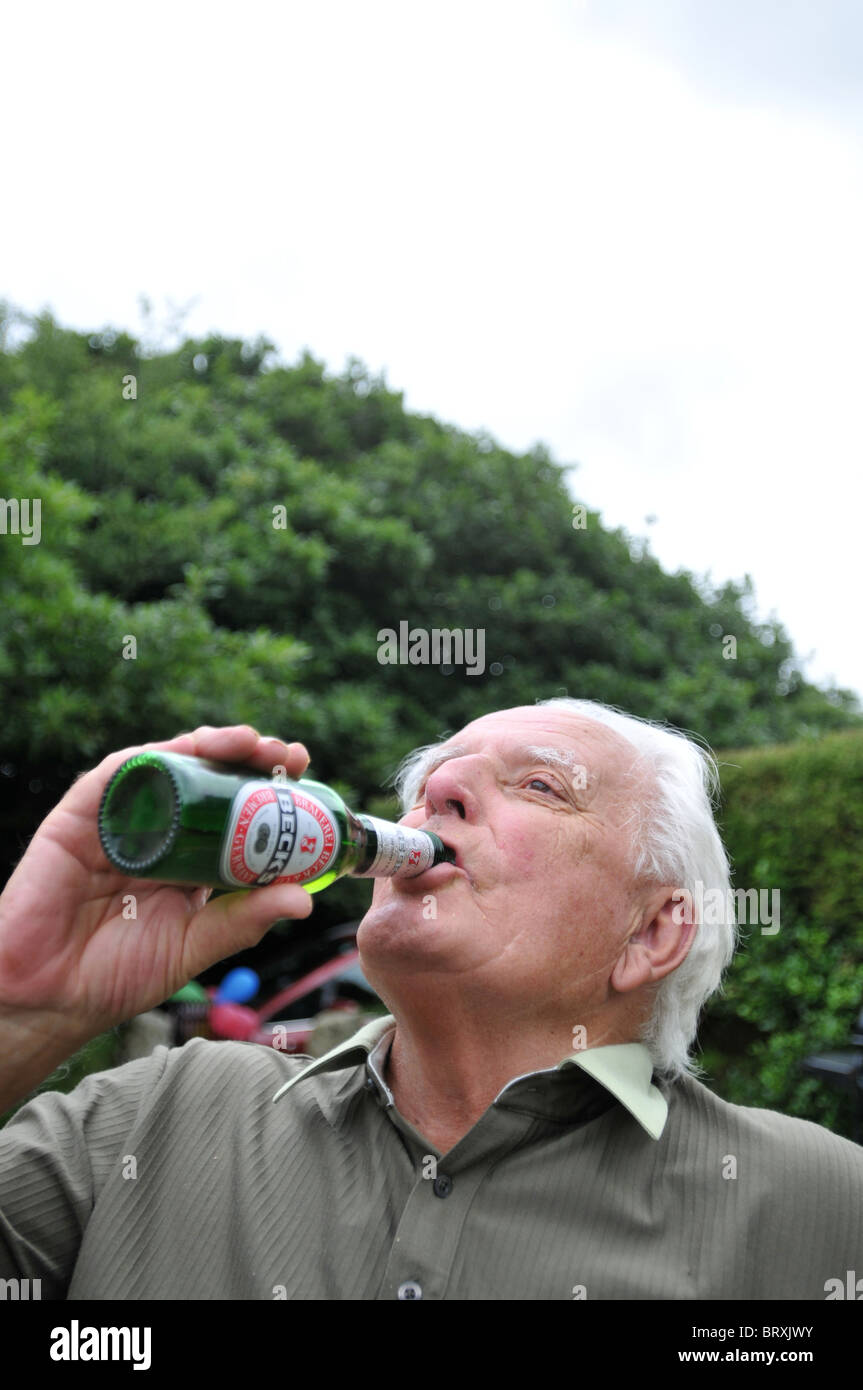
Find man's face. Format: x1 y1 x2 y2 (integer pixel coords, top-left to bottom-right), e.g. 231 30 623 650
357 705 656 1025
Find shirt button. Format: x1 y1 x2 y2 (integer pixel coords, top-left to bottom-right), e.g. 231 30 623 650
397 1280 423 1300
364 1076 375 1090
432 1174 453 1198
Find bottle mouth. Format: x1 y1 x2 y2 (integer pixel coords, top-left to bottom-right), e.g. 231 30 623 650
98 757 181 872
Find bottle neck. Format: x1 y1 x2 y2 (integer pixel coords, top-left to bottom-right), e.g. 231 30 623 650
353 815 452 878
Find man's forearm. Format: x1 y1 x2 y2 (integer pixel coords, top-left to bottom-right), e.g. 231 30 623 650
0 1011 100 1115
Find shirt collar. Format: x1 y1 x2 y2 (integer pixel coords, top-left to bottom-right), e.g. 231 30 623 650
271 1014 667 1140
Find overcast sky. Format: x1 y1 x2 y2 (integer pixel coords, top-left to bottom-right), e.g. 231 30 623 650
3 0 862 700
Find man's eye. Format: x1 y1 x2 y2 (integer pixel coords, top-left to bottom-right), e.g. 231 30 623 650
525 777 562 796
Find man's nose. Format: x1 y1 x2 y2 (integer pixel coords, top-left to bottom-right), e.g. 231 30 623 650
424 759 485 821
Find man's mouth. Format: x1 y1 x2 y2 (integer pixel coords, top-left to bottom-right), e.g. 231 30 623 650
425 832 467 876
390 838 469 893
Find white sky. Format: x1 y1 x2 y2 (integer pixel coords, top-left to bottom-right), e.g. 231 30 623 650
2 0 862 700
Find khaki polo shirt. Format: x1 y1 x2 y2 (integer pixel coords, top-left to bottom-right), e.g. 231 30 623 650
0 1018 861 1299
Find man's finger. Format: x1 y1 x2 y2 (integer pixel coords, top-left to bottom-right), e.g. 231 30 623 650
185 881 314 969
161 726 310 776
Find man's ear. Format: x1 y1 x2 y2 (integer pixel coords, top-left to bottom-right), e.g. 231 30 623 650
610 887 696 994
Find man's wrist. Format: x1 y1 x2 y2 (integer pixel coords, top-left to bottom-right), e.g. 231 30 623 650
0 1008 104 1114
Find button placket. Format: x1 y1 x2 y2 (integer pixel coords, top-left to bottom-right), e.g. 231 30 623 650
376 1088 541 1299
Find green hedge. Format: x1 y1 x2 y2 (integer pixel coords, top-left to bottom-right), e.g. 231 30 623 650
696 729 863 1139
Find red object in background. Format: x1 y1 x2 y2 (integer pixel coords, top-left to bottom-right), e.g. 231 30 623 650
209 1001 259 1041
204 946 367 1048
254 950 361 1024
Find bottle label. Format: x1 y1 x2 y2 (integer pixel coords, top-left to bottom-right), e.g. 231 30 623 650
354 816 439 878
220 782 341 887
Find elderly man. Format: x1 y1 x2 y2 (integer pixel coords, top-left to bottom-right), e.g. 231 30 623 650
0 700 860 1300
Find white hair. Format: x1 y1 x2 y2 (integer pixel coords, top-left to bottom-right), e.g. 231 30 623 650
390 697 738 1083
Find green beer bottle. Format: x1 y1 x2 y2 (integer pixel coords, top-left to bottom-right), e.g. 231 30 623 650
98 751 454 894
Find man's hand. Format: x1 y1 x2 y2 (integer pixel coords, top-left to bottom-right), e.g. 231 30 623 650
0 725 314 1054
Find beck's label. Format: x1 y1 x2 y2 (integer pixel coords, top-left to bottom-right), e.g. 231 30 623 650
354 815 439 877
220 782 340 887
